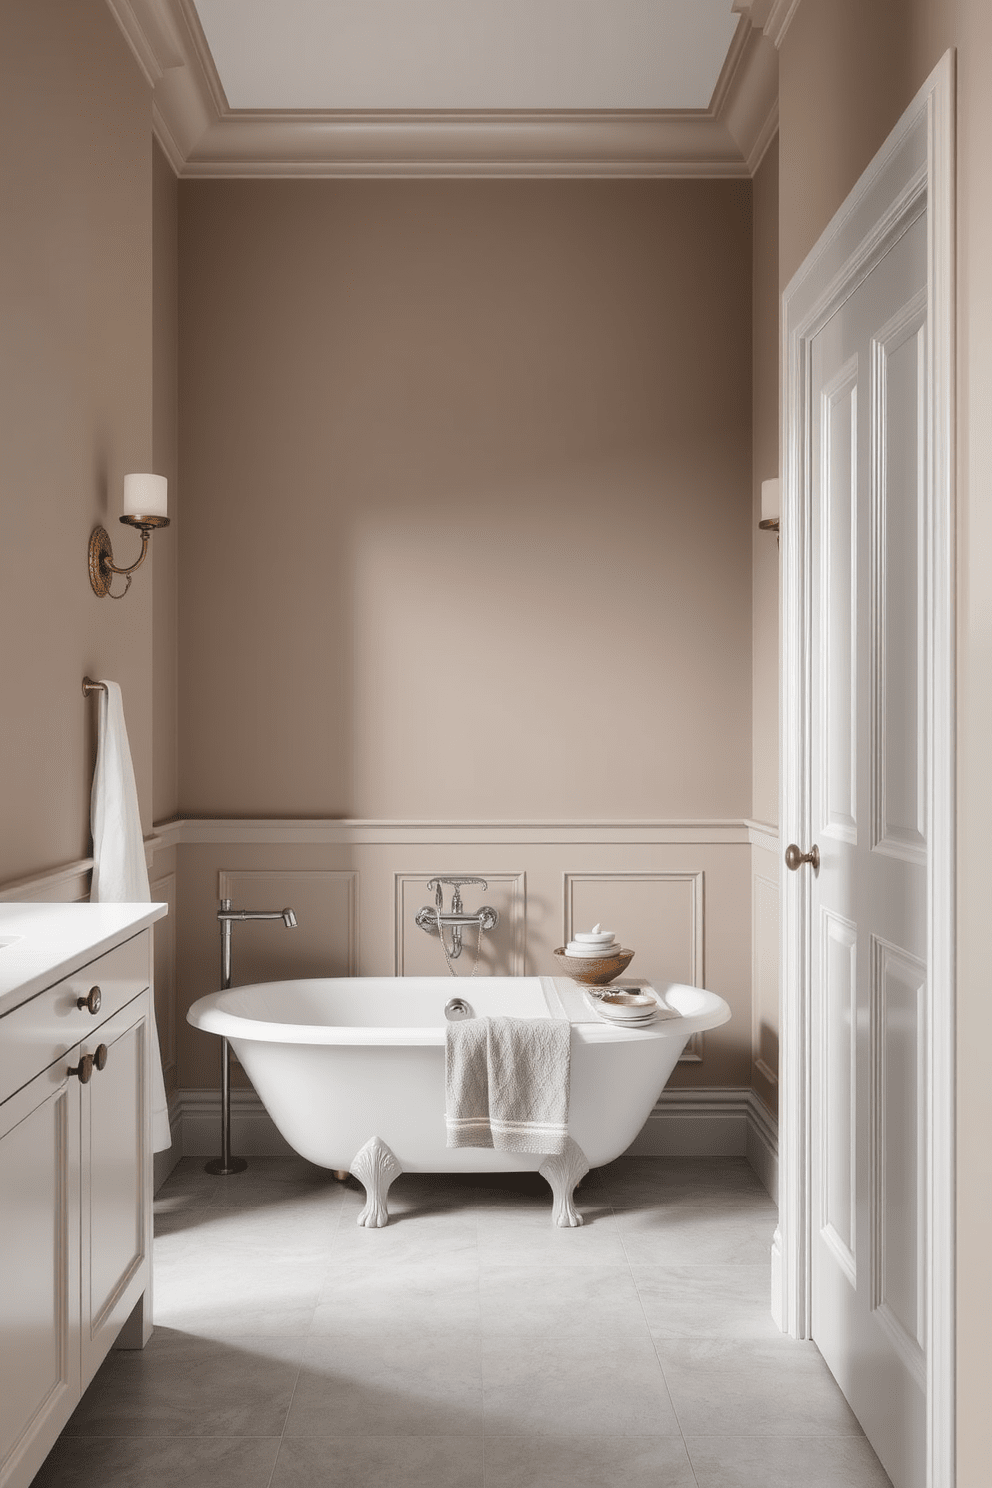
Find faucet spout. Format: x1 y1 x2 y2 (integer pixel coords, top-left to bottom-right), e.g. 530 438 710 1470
217 901 298 927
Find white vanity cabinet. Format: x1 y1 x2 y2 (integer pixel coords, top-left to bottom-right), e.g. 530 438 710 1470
0 909 164 1488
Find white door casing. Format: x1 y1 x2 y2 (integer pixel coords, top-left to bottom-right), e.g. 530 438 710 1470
779 52 954 1488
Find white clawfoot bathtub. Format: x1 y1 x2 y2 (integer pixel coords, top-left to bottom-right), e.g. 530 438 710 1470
187 976 730 1227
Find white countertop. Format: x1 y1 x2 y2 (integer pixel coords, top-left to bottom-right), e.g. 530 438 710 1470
0 902 168 1015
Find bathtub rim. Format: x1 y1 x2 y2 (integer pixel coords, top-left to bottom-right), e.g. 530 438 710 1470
186 975 730 1047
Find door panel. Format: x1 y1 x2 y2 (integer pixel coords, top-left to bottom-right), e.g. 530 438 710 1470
0 1064 80 1488
872 298 928 862
809 211 927 1488
820 908 857 1283
81 996 149 1386
822 360 860 846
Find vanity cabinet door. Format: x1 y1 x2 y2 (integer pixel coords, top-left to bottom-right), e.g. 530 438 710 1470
80 991 152 1387
0 1060 80 1488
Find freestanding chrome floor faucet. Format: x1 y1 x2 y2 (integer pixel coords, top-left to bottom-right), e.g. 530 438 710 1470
205 898 298 1175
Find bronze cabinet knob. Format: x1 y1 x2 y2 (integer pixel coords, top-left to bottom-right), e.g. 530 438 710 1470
77 986 102 1015
93 1043 109 1072
68 1053 95 1084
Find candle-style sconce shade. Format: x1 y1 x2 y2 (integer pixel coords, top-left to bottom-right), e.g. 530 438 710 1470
89 474 169 598
758 476 780 535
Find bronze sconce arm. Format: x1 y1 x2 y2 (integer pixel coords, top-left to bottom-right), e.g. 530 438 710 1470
88 512 170 599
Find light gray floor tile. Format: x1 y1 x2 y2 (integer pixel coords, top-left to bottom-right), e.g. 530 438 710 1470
594 1155 770 1194
153 1253 322 1338
329 1206 480 1264
632 1264 781 1340
285 1332 484 1437
34 1156 891 1488
686 1434 893 1487
484 1434 697 1488
154 1157 227 1198
63 1330 304 1437
479 1262 647 1342
657 1340 865 1438
476 1212 627 1266
618 1206 777 1265
30 1436 281 1488
312 1257 480 1334
482 1334 681 1437
270 1435 485 1487
178 1200 341 1257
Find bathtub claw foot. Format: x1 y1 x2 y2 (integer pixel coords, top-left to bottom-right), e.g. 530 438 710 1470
352 1137 402 1227
539 1137 590 1228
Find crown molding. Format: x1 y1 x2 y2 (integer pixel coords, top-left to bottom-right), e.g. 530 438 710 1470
733 0 804 49
110 1 779 179
104 0 185 87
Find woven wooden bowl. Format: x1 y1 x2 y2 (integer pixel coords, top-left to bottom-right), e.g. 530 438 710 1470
552 947 634 985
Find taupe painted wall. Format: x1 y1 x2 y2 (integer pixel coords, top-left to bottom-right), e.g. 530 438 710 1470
749 139 780 1119
778 0 992 1475
0 0 154 885
177 180 753 822
152 142 180 827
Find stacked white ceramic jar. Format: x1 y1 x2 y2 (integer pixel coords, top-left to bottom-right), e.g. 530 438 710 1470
564 924 619 959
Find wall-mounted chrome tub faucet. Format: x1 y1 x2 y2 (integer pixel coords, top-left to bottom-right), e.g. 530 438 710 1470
415 877 498 975
206 897 298 1175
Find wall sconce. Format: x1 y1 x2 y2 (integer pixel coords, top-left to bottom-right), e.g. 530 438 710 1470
758 477 780 536
88 474 169 598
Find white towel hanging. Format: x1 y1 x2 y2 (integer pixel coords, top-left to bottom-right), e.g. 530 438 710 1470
90 680 171 1152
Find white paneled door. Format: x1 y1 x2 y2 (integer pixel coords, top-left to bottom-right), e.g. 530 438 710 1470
780 55 954 1488
808 210 927 1488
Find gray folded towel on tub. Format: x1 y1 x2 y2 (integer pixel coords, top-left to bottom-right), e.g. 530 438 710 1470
445 1016 571 1155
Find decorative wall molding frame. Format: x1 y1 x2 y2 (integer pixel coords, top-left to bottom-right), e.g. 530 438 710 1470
218 867 361 977
564 869 706 1062
106 0 779 179
394 870 526 976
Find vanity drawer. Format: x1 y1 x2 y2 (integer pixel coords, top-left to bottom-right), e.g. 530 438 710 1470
0 932 150 1106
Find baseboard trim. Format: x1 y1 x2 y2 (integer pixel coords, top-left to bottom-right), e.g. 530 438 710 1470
170 1085 779 1196
744 1090 779 1203
177 1088 296 1160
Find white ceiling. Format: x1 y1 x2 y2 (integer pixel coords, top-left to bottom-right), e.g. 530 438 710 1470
191 0 741 112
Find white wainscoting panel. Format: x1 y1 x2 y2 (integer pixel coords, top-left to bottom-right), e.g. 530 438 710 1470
149 869 177 1083
218 869 359 979
752 869 780 1097
564 870 705 1062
